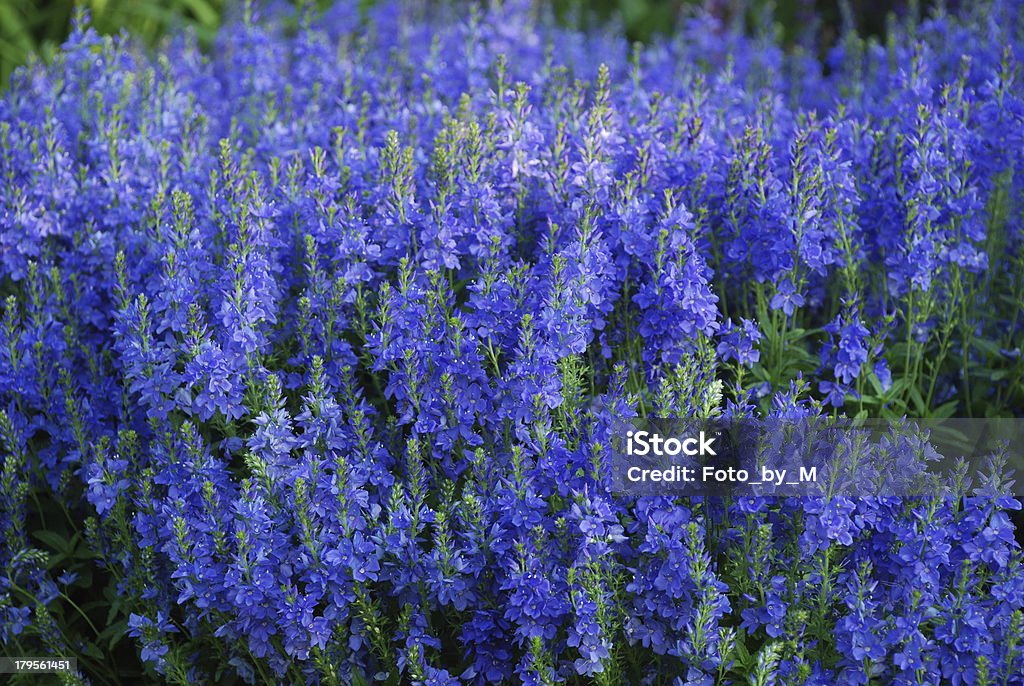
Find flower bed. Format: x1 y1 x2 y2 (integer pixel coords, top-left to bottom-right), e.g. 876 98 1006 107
1 1 1023 684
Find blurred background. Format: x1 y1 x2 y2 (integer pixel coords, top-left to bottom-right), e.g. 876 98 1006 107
0 0 939 87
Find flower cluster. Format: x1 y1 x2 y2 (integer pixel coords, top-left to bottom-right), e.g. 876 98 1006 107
1 1 1023 684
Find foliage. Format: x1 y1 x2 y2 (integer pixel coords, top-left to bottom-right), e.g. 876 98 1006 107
0 0 226 85
1 0 1023 684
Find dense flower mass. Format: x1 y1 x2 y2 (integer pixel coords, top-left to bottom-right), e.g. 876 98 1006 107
1 1 1024 684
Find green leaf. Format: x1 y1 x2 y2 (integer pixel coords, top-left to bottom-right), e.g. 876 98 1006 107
730 632 754 670
908 384 927 416
929 399 959 420
32 529 71 554
106 592 126 625
97 618 130 651
888 376 912 395
179 0 220 27
865 369 885 396
973 338 1004 356
80 641 104 660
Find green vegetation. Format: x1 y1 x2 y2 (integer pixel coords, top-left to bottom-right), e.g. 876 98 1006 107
1 0 227 84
